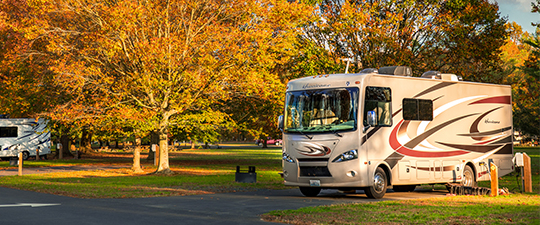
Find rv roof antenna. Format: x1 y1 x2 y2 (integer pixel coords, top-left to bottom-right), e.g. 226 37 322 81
341 58 354 74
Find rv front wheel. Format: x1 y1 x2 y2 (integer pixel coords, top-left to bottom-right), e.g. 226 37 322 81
365 167 387 199
462 165 476 187
299 187 321 197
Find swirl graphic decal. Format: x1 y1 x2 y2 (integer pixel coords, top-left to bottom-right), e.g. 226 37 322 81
296 142 332 156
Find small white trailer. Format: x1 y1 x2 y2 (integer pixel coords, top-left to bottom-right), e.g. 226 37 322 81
279 66 514 198
0 118 51 160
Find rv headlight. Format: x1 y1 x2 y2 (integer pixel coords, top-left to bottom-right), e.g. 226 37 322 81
332 149 358 163
282 152 295 163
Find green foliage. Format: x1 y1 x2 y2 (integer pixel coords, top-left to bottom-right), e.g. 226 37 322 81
513 9 540 137
169 110 233 146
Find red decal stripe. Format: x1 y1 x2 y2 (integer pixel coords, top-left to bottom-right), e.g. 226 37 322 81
395 146 469 158
469 96 511 105
389 120 404 150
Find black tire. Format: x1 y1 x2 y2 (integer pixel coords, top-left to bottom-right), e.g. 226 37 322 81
365 167 388 199
393 185 416 192
461 165 476 187
21 151 29 161
299 187 321 197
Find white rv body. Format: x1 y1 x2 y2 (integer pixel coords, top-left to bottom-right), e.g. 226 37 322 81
0 118 51 160
281 68 513 198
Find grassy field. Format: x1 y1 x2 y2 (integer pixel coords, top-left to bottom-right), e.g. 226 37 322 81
1 145 538 224
263 146 540 224
0 146 287 198
262 194 540 224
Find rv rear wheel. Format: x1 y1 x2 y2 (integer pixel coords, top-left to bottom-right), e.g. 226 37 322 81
461 165 476 187
21 151 29 161
365 167 387 199
299 187 321 197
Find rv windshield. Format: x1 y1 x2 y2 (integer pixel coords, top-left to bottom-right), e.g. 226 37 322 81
284 88 358 133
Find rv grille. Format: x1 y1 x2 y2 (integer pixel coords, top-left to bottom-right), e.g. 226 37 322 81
300 166 331 177
297 158 329 162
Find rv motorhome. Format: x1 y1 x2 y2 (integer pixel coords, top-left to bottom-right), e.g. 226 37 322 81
0 118 51 160
279 66 514 198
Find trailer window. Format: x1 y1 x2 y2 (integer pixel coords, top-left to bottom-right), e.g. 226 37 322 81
403 98 433 121
0 127 17 138
363 86 392 127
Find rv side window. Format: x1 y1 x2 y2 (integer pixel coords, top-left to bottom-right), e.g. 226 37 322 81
403 98 433 121
363 86 392 127
0 127 17 138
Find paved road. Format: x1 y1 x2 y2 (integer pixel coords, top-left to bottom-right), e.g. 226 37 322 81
0 186 448 225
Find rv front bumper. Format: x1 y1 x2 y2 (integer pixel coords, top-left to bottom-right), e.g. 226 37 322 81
282 158 369 188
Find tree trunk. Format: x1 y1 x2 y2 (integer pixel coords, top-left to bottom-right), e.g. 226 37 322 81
262 139 268 149
60 135 74 158
155 129 172 174
146 130 158 161
132 137 144 173
190 140 196 149
80 129 94 154
71 139 79 158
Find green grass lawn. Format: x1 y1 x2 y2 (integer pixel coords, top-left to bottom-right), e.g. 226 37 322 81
262 194 540 224
0 147 287 198
1 145 538 224
263 146 540 224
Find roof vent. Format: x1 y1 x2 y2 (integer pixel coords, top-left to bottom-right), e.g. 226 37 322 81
421 71 441 79
441 74 461 81
379 66 412 76
360 68 378 74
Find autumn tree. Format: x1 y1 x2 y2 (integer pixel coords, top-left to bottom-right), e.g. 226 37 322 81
26 0 311 174
513 2 540 138
0 0 60 118
297 0 508 80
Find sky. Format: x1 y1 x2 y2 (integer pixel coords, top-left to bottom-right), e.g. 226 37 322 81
493 0 538 34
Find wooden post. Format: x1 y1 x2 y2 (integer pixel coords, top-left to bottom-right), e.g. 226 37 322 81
154 145 160 166
523 153 532 193
36 148 40 161
58 143 63 159
18 152 23 176
490 162 498 197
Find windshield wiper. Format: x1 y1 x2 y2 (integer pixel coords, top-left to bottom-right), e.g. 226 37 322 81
322 124 343 137
299 130 313 139
331 129 343 137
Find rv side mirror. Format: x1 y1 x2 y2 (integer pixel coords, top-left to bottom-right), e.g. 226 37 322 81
367 111 377 126
363 111 377 133
278 115 284 131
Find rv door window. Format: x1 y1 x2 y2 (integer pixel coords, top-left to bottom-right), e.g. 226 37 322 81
363 87 392 127
403 98 433 121
0 127 18 138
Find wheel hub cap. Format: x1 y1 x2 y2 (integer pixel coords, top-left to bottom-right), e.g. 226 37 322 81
374 174 385 192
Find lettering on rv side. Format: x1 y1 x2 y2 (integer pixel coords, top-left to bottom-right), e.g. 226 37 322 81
302 83 331 89
484 119 500 124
